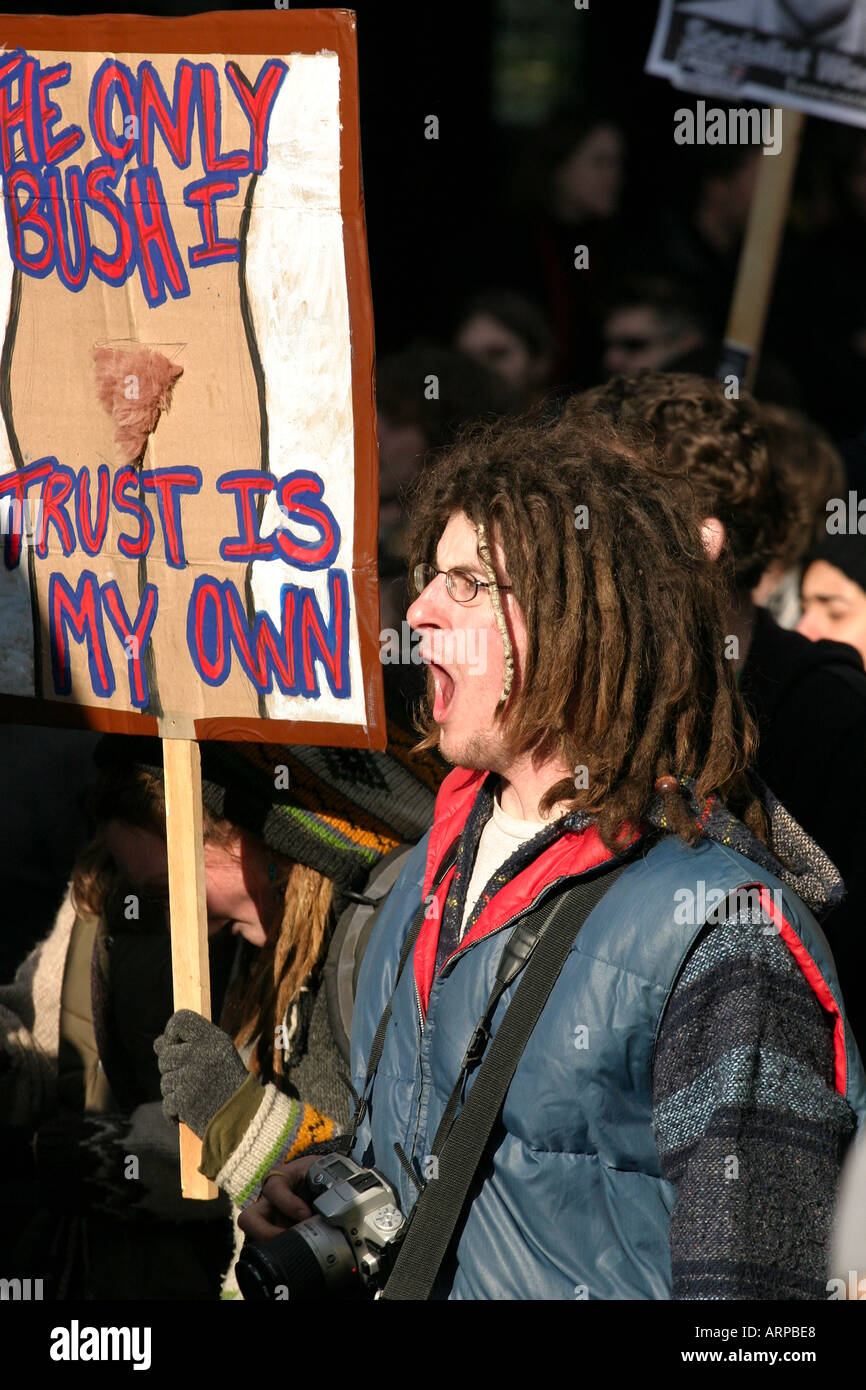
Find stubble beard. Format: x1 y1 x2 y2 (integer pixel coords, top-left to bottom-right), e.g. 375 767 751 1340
438 726 511 775
426 668 512 774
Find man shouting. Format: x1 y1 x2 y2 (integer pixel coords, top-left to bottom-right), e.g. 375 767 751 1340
240 413 865 1300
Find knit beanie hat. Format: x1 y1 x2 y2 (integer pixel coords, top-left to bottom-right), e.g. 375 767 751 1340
802 534 866 597
93 719 444 893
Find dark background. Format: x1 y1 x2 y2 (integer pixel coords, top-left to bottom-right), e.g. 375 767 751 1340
3 0 864 977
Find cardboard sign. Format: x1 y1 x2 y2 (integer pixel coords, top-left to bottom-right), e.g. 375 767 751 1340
0 10 384 749
647 0 866 129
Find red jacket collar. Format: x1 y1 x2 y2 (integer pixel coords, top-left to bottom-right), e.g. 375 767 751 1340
414 767 633 1015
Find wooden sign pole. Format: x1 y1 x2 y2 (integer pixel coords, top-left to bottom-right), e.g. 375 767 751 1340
162 736 219 1200
718 107 806 392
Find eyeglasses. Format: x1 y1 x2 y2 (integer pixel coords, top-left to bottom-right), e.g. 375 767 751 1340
412 563 512 605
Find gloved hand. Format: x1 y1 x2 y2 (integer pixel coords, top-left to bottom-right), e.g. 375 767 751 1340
154 1010 248 1139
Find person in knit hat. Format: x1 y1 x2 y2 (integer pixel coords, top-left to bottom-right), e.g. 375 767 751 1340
798 534 866 669
0 724 444 1299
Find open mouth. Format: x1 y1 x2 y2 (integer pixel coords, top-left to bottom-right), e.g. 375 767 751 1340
427 661 456 722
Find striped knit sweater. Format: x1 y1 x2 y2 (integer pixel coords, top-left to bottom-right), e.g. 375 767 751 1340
653 899 855 1300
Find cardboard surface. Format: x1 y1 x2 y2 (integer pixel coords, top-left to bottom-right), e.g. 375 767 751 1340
0 11 384 749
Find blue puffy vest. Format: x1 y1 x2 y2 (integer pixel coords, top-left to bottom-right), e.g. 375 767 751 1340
351 801 866 1300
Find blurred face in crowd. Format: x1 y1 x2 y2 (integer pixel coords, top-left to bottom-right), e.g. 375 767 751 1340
456 312 549 398
724 151 761 229
378 408 427 530
407 510 526 771
104 821 277 945
797 560 866 668
701 152 761 244
602 306 698 376
554 122 624 222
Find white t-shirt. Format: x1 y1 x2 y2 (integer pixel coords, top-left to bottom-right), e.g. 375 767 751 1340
459 788 552 939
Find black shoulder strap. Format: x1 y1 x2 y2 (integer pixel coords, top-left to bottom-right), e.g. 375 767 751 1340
346 835 460 1147
381 859 628 1301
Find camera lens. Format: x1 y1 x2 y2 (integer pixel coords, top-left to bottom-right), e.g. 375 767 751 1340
236 1217 360 1301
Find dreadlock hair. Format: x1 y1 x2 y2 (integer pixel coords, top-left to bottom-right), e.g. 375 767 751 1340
71 764 333 1084
405 410 768 850
570 372 789 591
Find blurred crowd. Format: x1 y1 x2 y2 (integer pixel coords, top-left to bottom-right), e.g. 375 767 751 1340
3 67 866 1306
377 106 866 643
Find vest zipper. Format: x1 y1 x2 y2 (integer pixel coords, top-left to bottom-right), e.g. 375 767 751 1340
436 873 573 983
407 872 575 1179
415 980 424 1037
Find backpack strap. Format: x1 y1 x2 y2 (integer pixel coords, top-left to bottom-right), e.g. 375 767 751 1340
323 844 418 1066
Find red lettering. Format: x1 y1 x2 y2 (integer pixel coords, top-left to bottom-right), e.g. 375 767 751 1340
185 176 239 266
0 55 44 170
226 60 288 173
141 467 200 567
36 468 76 558
91 61 136 162
46 166 88 290
199 66 248 173
192 577 229 684
75 465 111 556
38 63 84 164
5 169 53 274
225 582 296 691
124 167 188 306
86 162 134 282
139 60 194 167
218 472 275 559
299 570 348 696
274 472 340 569
113 467 153 559
101 580 158 708
49 570 114 699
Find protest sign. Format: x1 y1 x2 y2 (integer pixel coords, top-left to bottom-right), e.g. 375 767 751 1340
647 2 829 385
0 10 382 1196
0 10 384 752
647 0 866 129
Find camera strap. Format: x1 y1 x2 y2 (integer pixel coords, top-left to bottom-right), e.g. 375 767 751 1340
380 856 630 1301
346 835 461 1150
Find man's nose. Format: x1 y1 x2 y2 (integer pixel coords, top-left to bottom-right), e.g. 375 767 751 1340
406 571 448 629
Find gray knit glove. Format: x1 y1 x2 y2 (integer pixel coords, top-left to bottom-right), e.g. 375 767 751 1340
154 1009 249 1139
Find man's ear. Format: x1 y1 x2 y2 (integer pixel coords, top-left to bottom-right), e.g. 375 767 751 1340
700 515 726 563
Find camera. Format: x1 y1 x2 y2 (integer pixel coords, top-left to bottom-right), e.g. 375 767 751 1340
235 1152 405 1301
